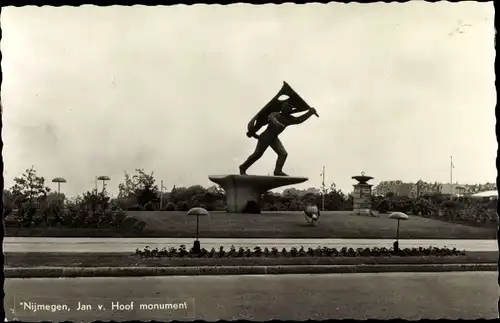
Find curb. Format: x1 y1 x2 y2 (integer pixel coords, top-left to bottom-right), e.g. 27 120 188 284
5 263 497 278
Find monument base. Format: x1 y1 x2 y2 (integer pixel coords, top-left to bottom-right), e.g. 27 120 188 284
208 174 308 213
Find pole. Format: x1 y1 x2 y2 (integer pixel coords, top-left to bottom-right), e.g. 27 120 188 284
394 219 400 252
321 166 325 211
160 180 164 209
193 213 201 253
450 156 453 196
57 183 61 194
196 214 199 241
95 176 98 192
396 219 400 242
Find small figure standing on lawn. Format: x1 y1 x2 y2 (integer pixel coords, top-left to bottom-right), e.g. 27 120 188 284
304 204 320 225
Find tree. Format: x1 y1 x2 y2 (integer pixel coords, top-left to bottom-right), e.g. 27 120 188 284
10 166 51 227
262 191 278 210
184 185 209 209
38 191 67 226
3 189 15 217
11 166 51 205
324 187 348 211
117 169 159 208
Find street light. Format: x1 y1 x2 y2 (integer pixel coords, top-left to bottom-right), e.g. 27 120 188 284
51 177 67 194
187 207 209 253
389 212 409 252
97 176 111 193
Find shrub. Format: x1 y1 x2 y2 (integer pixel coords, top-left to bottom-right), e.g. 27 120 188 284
204 204 215 212
176 202 189 212
376 199 390 213
217 246 226 258
164 202 176 211
112 209 126 227
127 204 145 211
85 212 100 228
242 201 261 214
98 210 114 228
144 202 154 211
178 245 188 257
441 200 457 209
228 245 237 258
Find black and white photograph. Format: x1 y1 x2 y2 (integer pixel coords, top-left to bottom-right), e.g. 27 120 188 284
1 2 498 321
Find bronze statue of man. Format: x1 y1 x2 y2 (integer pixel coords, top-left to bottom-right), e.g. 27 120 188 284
239 83 318 176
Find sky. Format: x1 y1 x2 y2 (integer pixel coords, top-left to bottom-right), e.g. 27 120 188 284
1 3 496 198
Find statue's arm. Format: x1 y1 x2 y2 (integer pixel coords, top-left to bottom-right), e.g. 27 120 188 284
268 112 286 128
247 115 262 138
247 115 258 131
290 109 315 124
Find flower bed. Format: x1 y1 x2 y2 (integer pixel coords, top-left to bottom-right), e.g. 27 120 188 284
7 251 496 269
136 245 466 258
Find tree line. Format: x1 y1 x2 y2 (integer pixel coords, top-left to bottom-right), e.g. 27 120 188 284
3 167 353 228
4 166 495 229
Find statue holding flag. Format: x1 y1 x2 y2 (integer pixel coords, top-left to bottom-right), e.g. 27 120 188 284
239 81 319 176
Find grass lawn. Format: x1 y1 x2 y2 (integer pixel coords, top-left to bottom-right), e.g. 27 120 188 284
5 211 497 239
5 251 498 268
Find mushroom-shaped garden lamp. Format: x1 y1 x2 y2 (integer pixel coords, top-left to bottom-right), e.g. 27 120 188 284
188 207 210 253
97 176 111 192
389 212 409 252
51 177 67 194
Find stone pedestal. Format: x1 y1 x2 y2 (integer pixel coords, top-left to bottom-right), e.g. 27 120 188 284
352 184 373 215
208 174 308 213
352 173 374 216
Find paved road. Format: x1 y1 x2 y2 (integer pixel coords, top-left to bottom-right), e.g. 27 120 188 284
5 272 498 321
4 237 498 252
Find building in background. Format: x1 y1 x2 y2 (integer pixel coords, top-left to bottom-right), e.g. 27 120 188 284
372 180 439 197
373 180 495 198
440 183 466 196
397 183 413 197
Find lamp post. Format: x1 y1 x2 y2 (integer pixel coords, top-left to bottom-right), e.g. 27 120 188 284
51 177 67 194
51 177 67 211
97 176 111 193
187 207 209 253
320 166 326 211
389 212 409 252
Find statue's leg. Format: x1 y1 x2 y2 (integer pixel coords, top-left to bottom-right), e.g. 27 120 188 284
270 138 288 176
239 138 270 175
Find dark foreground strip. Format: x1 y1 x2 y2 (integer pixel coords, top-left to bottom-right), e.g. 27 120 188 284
5 263 497 278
